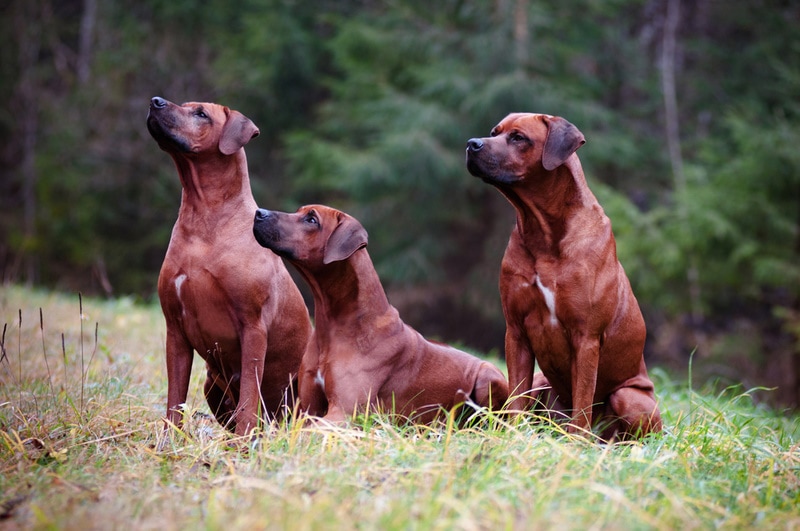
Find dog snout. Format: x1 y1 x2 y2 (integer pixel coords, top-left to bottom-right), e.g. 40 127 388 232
254 208 272 222
253 209 285 253
151 96 168 109
466 138 484 152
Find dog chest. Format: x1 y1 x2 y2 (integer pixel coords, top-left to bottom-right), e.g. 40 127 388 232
165 271 241 357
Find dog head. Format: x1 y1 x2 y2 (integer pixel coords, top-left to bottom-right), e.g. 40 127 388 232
146 96 260 156
465 113 585 185
253 205 368 268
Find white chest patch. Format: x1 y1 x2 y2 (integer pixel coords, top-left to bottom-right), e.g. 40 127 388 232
534 274 558 326
315 369 326 392
174 274 187 301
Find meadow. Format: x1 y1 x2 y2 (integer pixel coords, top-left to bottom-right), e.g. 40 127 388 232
1 285 798 530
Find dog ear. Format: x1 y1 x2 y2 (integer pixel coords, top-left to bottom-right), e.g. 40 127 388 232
323 217 368 264
542 116 585 171
219 110 260 155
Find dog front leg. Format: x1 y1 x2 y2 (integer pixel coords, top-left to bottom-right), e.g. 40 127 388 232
505 324 535 413
569 334 600 434
298 340 327 417
165 328 193 430
321 404 348 425
235 327 267 436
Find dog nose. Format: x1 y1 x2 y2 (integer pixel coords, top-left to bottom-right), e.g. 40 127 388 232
151 96 167 109
254 208 272 222
466 138 484 152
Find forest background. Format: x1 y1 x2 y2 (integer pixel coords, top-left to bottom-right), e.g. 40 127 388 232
1 0 798 410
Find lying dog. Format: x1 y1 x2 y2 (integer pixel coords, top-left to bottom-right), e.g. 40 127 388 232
147 97 311 436
466 113 661 439
252 204 509 424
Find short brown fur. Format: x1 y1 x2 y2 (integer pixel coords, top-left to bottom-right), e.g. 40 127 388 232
466 113 661 440
147 97 311 436
253 205 509 424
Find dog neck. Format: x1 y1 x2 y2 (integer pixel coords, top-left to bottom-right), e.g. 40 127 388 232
171 149 254 210
499 156 596 253
171 150 257 231
299 248 401 340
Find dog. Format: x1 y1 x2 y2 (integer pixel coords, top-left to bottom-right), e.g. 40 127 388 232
252 204 509 424
147 96 311 436
465 113 661 439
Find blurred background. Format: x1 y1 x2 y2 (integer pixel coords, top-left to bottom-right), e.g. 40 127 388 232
1 0 798 410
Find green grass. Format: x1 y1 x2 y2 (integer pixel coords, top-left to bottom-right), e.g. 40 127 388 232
1 285 798 530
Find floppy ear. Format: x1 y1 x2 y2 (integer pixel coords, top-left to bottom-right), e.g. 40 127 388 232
542 116 585 171
323 216 368 265
219 110 260 155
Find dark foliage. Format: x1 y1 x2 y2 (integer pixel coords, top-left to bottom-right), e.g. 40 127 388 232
1 0 798 407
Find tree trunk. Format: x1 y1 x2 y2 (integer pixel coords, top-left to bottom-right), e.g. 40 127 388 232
659 0 704 346
513 0 529 68
14 0 42 286
77 0 98 85
661 0 684 190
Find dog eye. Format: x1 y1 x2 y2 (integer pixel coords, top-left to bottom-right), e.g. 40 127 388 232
194 109 208 119
305 214 318 225
510 132 528 143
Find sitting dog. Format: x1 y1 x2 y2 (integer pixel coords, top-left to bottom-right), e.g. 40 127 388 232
252 204 509 424
466 113 661 439
147 96 311 436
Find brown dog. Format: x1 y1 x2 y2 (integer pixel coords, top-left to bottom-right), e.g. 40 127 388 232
147 97 311 436
252 204 509 424
465 113 661 439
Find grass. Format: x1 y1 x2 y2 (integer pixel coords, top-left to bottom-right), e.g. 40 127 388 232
1 285 798 530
